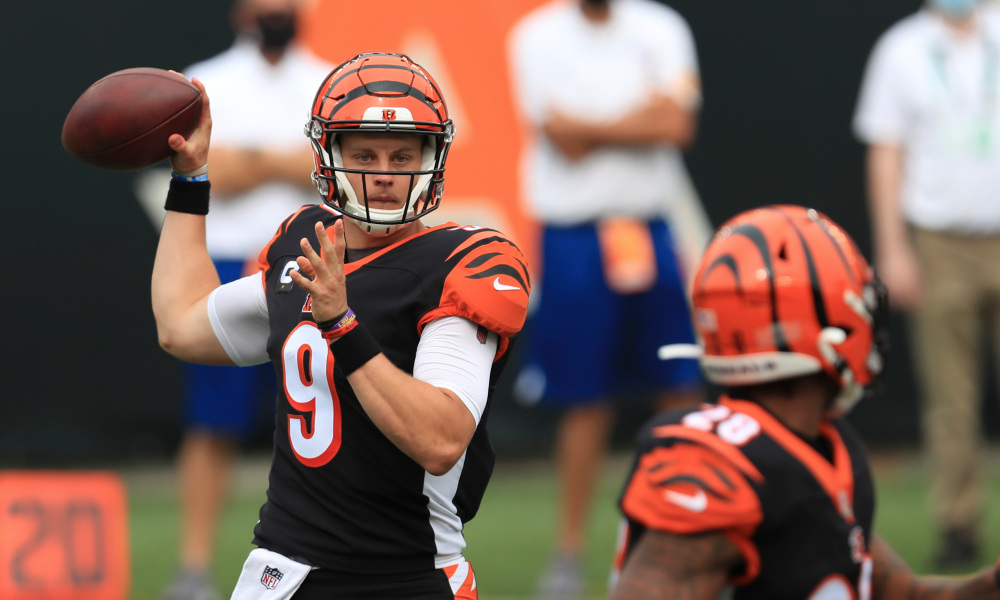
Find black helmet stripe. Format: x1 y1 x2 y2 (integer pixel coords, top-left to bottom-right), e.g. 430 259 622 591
812 216 857 283
320 61 429 101
699 238 791 353
316 51 423 97
358 57 438 92
731 223 792 352
701 255 740 293
771 207 829 329
325 80 444 123
316 65 361 102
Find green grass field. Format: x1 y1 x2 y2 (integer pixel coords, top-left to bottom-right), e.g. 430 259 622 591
122 449 1000 600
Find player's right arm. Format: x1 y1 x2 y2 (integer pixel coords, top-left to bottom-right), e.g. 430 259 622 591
870 534 1000 600
152 77 234 366
609 529 738 600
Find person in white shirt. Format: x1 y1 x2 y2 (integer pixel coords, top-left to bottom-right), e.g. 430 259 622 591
508 0 705 596
854 0 1000 571
160 1 331 599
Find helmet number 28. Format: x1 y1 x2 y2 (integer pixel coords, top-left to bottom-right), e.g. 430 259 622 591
282 324 343 467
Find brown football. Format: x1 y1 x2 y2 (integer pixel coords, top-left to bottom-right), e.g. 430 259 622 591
62 67 202 171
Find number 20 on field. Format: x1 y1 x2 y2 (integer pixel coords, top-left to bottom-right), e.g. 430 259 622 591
0 471 130 600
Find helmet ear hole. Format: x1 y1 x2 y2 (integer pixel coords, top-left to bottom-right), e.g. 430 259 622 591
777 243 788 260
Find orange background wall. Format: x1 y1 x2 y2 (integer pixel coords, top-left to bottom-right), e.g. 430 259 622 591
300 0 550 267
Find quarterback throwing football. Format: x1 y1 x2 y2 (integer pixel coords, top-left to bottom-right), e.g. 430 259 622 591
153 52 530 599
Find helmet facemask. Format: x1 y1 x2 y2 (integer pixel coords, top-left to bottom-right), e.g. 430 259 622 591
822 275 889 416
322 131 443 236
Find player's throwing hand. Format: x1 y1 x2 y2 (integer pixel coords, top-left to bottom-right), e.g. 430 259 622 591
167 77 212 175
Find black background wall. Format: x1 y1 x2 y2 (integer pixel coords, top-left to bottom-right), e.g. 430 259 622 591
2 1 237 464
4 0 994 466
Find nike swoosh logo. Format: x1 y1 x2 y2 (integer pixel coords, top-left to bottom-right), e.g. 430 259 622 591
664 488 707 513
493 277 521 291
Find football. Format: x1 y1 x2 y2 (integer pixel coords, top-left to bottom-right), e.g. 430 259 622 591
62 67 202 171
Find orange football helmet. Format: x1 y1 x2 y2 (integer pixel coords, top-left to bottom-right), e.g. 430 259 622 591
689 205 888 415
305 52 454 235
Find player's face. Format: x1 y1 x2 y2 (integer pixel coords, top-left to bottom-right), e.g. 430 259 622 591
337 132 426 210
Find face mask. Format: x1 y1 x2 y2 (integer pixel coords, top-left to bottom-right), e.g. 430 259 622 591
928 0 981 18
256 11 297 51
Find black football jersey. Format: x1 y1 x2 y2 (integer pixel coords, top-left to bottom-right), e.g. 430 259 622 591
249 205 530 573
615 396 876 599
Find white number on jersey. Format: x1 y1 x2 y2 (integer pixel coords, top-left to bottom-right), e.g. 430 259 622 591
681 404 761 446
282 324 342 467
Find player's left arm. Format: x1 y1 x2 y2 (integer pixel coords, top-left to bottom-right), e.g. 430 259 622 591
345 345 483 476
290 220 505 475
870 533 1000 600
609 529 738 600
346 311 498 477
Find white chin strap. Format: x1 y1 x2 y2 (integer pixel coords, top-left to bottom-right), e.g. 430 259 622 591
330 136 436 237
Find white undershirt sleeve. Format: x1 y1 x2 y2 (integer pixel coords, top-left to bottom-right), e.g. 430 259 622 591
413 316 499 425
207 273 270 366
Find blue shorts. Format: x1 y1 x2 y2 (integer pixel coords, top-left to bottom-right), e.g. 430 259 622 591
519 221 702 409
183 259 275 439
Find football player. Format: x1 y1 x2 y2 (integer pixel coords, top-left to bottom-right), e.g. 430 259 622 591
153 52 530 599
609 205 1000 599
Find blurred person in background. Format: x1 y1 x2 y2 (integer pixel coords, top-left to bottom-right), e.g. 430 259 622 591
853 0 1000 571
507 0 705 596
155 51 530 599
158 1 331 598
609 204 1000 600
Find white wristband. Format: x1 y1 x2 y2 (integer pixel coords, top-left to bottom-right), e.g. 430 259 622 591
172 164 209 178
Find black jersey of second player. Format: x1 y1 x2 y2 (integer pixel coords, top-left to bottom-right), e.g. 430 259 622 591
617 397 876 599
249 205 529 574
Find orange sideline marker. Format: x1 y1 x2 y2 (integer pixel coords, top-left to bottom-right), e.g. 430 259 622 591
0 471 130 600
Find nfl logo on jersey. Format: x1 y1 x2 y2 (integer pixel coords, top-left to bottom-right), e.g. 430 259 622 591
260 565 284 590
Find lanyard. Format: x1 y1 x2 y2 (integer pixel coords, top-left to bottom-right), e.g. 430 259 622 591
930 34 998 113
930 30 997 154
